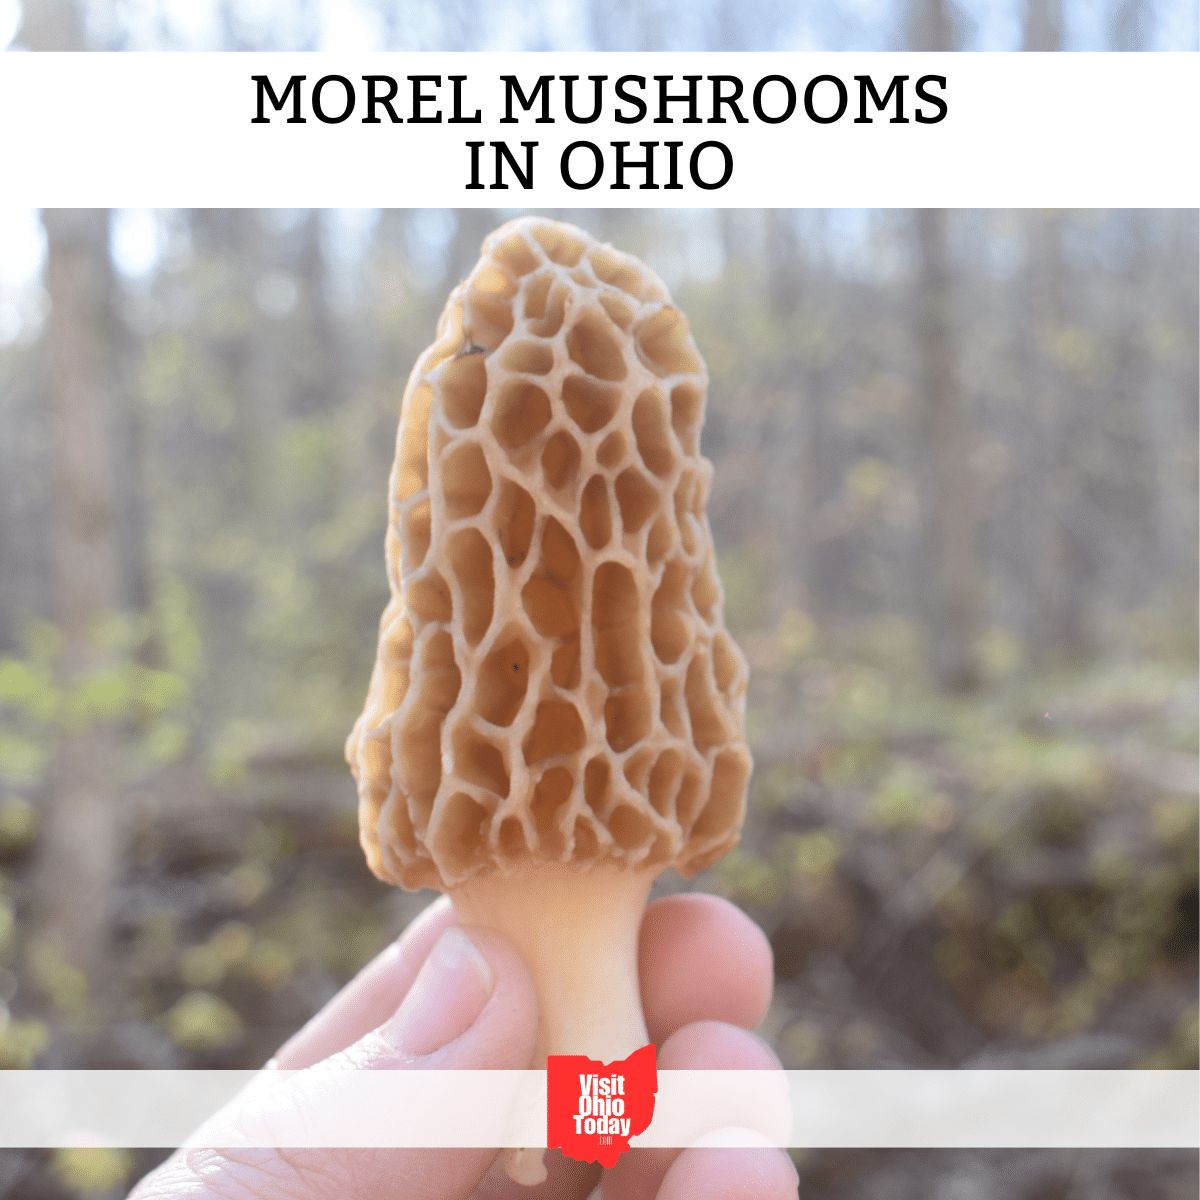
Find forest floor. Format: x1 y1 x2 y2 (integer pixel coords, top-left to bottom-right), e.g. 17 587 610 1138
0 623 1196 1199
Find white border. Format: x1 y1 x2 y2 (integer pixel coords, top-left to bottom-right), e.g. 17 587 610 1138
1 52 1197 206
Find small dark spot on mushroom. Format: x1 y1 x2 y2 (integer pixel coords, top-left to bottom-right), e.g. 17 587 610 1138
457 329 492 358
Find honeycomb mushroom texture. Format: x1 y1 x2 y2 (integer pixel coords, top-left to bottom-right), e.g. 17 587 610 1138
347 217 752 892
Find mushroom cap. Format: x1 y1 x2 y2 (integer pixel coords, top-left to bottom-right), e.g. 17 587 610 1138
347 217 751 892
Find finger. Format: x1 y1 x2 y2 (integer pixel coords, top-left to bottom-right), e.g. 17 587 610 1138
656 1146 799 1200
639 894 774 1044
601 1022 783 1200
275 895 457 1068
659 1020 782 1071
132 925 538 1200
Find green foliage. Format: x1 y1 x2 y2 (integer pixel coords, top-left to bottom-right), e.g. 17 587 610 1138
975 627 1024 682
206 719 261 789
775 608 816 665
0 608 196 793
716 847 783 907
154 575 204 678
0 655 57 716
0 731 47 784
737 603 1197 1058
822 739 886 787
779 1020 823 1067
869 762 954 833
0 1017 50 1068
960 728 1105 804
162 990 243 1051
1138 1008 1199 1070
813 664 896 737
0 893 14 958
259 880 391 980
847 456 888 502
27 939 88 1016
177 920 295 991
245 937 294 989
51 1148 135 1197
178 922 253 988
751 763 803 816
777 830 843 880
715 548 770 635
222 860 272 908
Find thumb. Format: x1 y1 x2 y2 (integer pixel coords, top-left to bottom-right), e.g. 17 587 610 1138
133 927 539 1200
343 924 539 1070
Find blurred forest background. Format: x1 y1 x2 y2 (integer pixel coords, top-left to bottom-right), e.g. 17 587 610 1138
1 1 1198 1199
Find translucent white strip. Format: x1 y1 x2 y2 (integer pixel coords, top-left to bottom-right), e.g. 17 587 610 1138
783 1070 1199 1149
0 1071 1194 1149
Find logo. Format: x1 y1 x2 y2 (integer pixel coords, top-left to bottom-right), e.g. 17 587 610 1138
546 1043 657 1169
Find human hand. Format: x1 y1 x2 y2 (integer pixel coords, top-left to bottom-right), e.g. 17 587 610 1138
130 893 797 1199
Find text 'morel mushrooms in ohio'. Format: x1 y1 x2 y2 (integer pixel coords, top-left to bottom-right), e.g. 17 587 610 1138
346 216 752 1182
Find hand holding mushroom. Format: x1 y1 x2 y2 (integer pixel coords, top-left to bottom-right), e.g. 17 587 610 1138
346 217 755 1183
128 891 794 1200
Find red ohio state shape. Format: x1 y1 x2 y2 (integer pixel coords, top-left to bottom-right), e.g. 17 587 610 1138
547 1043 657 1169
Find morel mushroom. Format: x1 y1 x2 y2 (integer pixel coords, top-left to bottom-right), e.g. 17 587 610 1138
346 216 751 1180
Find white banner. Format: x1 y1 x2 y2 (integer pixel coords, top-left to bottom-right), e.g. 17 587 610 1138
0 1070 1195 1149
0 52 1196 206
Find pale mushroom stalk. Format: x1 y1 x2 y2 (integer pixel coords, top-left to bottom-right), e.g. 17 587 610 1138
347 217 752 1185
453 863 658 1064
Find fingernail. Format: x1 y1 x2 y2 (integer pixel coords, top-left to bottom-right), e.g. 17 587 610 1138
381 926 494 1057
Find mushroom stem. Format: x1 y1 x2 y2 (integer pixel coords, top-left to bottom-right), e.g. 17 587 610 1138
451 863 659 1065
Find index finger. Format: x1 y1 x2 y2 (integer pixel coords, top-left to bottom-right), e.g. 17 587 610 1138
640 893 774 1044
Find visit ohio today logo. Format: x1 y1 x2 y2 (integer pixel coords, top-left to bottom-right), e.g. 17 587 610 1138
546 1044 657 1168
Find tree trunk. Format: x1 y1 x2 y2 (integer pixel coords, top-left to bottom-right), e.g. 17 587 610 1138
33 208 122 1004
763 210 810 615
1021 0 1063 50
295 211 341 419
905 0 966 51
1109 0 1154 50
14 0 84 49
1020 211 1092 661
913 209 979 691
